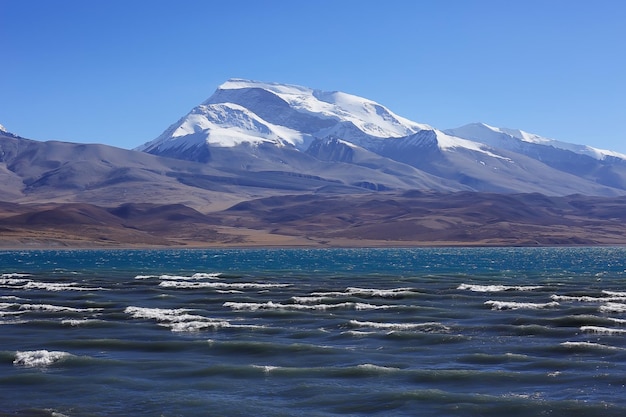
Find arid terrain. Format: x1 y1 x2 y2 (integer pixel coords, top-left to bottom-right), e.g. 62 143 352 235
1 191 625 248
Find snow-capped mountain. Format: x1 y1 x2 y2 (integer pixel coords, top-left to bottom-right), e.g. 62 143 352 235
137 79 626 196
445 123 626 161
137 79 429 156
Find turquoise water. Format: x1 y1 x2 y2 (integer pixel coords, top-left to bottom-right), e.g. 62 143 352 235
1 247 626 416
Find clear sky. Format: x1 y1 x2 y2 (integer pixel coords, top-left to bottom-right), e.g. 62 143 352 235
2 0 625 153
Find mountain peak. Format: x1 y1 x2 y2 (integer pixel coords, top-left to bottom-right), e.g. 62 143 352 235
140 79 430 156
447 123 626 161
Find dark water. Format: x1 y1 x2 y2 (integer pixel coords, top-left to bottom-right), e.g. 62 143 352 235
1 247 626 416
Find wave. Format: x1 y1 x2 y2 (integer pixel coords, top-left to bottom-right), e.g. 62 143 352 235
599 303 626 313
603 290 626 297
13 350 72 368
484 300 559 310
1 278 105 292
223 301 395 311
551 294 626 303
124 306 260 333
0 273 31 278
158 281 289 289
19 304 102 313
349 319 450 332
560 341 623 351
580 326 626 335
458 284 543 292
61 319 106 327
345 287 420 298
157 273 223 281
0 277 30 286
308 287 420 299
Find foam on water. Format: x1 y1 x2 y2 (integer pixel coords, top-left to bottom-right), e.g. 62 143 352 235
458 284 543 292
580 326 626 335
599 303 626 313
13 350 72 367
124 306 257 332
349 319 450 332
560 341 623 351
157 273 222 281
159 281 288 289
1 277 105 292
484 300 560 310
551 294 626 302
223 301 394 311
19 304 101 313
1 273 31 278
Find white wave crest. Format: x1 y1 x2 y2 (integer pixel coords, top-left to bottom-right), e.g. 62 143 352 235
561 341 622 351
349 319 449 332
61 319 103 326
19 281 105 292
19 303 101 313
309 287 419 299
1 273 31 278
485 300 559 310
458 284 543 292
291 296 329 304
124 306 244 332
599 303 626 313
551 294 626 303
13 350 71 367
159 281 288 289
223 301 394 311
581 326 626 335
603 290 626 297
157 273 223 281
345 287 418 297
356 363 400 372
134 275 158 280
0 278 30 286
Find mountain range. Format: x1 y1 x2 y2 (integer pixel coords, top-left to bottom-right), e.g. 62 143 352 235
2 79 626 247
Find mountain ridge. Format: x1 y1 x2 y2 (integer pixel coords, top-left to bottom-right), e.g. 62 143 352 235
136 79 626 197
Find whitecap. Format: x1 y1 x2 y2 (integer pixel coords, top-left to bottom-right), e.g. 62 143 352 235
345 287 419 297
484 300 559 310
0 278 30 286
159 281 288 289
580 325 626 335
252 364 279 374
22 281 105 292
158 272 222 281
356 363 400 372
125 306 245 333
551 294 626 303
223 301 394 311
13 350 71 367
599 303 626 313
349 319 449 332
134 275 158 280
19 303 101 313
603 290 626 297
458 283 543 292
1 273 31 278
560 341 622 351
61 319 103 327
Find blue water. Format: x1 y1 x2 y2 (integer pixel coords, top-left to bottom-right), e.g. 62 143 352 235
1 247 626 416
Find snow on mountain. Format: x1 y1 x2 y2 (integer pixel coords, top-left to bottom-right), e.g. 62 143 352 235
446 123 626 161
139 79 430 156
135 79 626 196
0 124 6 133
138 102 308 153
214 79 430 138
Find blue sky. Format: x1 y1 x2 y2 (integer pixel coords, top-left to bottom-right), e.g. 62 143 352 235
2 0 625 153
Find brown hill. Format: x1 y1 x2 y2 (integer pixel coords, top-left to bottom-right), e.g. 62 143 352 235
1 192 625 248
